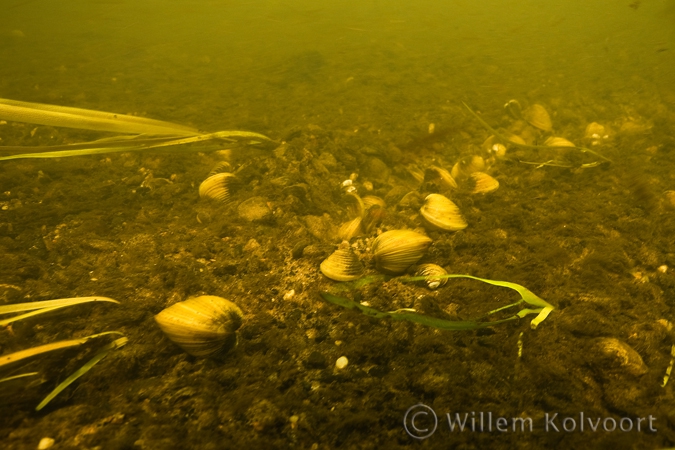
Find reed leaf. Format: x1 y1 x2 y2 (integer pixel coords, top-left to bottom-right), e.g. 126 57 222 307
0 331 123 368
0 297 120 326
0 372 39 384
0 98 199 136
36 336 128 411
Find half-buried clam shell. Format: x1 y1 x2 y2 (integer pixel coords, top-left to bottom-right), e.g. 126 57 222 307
372 230 432 274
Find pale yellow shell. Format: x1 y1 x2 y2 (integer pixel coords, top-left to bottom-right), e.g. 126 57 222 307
420 194 468 231
320 246 365 281
343 192 365 219
505 133 527 146
199 173 237 203
337 217 363 241
372 230 432 274
362 196 386 210
584 122 606 139
593 338 647 376
523 104 552 132
469 172 499 194
451 156 485 181
155 295 243 358
544 136 575 148
504 99 523 120
424 166 458 190
415 263 448 290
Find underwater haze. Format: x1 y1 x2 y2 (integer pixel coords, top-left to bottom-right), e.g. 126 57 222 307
1 0 675 449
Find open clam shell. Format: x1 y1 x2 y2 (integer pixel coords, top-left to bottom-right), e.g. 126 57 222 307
320 245 365 281
414 264 448 290
155 295 243 358
372 230 432 274
420 194 468 231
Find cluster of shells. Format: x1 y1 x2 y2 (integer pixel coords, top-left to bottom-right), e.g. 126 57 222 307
485 99 611 162
319 151 500 290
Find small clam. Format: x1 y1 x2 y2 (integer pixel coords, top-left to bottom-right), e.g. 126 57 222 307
451 156 485 181
504 99 523 120
415 264 448 290
155 295 243 358
207 161 233 177
468 172 499 194
420 194 468 231
584 122 606 139
320 245 365 281
593 338 647 377
544 136 575 147
504 132 527 146
372 230 432 274
424 166 458 190
199 173 239 203
522 104 552 132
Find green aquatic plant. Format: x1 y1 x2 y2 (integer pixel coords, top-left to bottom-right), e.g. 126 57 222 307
0 296 126 410
462 101 611 168
321 274 554 331
0 98 273 160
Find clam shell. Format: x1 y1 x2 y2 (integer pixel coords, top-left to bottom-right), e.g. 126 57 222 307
420 194 468 231
505 133 527 146
199 173 238 203
362 196 386 210
424 166 458 190
451 156 485 181
343 192 365 219
337 217 363 241
415 263 448 290
504 99 523 120
320 246 365 281
362 205 386 234
372 230 432 274
155 295 243 358
584 122 606 139
523 104 552 131
469 172 499 194
593 338 647 377
207 161 233 177
544 136 575 148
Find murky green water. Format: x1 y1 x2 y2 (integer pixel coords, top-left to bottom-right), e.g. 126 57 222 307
1 1 675 448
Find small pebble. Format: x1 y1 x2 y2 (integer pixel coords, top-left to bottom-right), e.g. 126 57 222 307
283 289 295 301
37 437 54 450
658 265 668 273
335 356 349 370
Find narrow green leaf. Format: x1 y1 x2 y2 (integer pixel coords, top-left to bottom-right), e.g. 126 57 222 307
36 337 128 411
0 297 119 315
0 331 123 368
320 292 518 331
